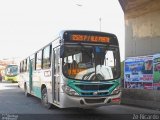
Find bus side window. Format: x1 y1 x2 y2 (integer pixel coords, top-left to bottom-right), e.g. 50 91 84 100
30 54 35 71
33 55 36 71
22 61 25 72
26 58 29 71
36 50 42 70
42 45 51 69
20 62 22 73
24 59 27 72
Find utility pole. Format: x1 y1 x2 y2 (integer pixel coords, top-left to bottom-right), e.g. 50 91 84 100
99 17 102 31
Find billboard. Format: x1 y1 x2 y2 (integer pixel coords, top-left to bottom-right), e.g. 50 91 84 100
153 54 160 90
124 55 160 90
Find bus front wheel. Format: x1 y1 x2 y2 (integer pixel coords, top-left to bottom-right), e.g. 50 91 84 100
41 88 52 109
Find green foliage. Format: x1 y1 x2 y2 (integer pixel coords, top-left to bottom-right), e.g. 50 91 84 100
120 61 124 79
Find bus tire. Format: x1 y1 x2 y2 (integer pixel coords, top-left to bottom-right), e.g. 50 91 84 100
24 84 29 97
41 87 52 109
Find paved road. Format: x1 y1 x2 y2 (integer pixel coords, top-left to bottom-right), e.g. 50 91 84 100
0 81 160 120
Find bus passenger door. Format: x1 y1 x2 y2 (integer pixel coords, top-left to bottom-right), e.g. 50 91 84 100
52 48 60 104
29 59 33 92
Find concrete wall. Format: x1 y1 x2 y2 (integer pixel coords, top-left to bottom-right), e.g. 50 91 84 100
119 0 160 109
125 10 160 57
124 10 160 109
121 88 160 109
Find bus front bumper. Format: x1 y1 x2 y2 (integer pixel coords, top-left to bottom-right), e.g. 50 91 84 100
5 76 18 82
59 92 121 108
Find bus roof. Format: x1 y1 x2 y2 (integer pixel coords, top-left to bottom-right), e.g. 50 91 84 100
20 30 119 61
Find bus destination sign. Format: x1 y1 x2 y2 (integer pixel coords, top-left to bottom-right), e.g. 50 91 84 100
71 34 110 43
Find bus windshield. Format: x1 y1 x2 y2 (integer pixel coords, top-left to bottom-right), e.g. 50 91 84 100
5 65 18 76
62 44 120 81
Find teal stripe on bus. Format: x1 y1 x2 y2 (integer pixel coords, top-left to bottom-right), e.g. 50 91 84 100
32 86 41 98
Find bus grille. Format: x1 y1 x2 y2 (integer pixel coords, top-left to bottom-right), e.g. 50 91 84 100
75 84 113 90
85 98 106 103
81 92 109 96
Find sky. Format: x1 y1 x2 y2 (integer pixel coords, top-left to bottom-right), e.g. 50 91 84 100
0 0 124 61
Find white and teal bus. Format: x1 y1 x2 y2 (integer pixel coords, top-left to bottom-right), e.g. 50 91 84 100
19 30 121 109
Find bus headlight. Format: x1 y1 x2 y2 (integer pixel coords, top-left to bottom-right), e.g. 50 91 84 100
111 86 121 95
62 85 79 96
